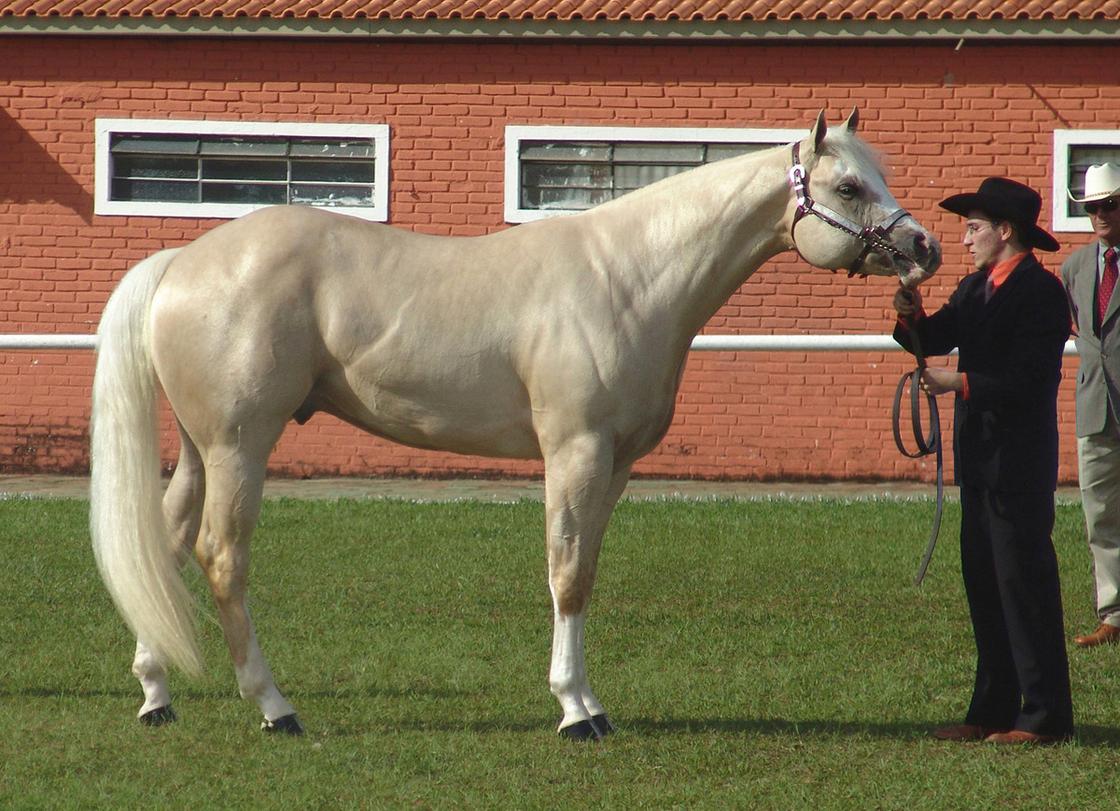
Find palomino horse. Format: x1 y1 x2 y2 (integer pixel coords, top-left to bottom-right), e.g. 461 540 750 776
90 109 940 739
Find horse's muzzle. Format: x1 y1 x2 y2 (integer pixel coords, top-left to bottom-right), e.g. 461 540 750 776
896 230 942 290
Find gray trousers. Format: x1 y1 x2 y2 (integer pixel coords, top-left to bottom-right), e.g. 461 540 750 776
1078 409 1120 627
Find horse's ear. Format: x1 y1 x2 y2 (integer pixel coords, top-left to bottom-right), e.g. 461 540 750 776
844 106 859 133
811 110 828 152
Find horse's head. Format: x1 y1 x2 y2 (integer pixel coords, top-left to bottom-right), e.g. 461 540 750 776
788 109 941 289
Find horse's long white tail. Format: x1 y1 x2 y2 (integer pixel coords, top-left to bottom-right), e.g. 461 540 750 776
90 248 203 676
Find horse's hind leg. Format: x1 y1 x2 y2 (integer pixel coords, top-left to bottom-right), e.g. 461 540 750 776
544 434 632 741
133 421 206 725
195 439 302 735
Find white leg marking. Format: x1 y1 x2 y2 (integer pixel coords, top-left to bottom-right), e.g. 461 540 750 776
549 610 592 731
234 620 296 722
132 640 172 717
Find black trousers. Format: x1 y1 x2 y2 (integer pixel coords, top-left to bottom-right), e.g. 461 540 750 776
959 485 1074 737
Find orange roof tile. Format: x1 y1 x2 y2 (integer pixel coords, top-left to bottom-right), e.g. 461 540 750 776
2 0 1118 22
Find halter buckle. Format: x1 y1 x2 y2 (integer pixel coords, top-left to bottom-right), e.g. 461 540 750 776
788 163 807 198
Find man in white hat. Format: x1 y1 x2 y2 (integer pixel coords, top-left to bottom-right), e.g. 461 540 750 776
1061 163 1120 647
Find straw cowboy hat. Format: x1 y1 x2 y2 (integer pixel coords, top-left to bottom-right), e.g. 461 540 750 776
1068 163 1120 204
940 177 1060 252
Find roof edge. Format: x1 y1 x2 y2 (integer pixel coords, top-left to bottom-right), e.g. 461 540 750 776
1 16 1118 40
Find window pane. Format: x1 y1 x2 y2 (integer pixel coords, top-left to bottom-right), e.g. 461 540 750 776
706 143 768 161
290 139 376 159
615 164 691 191
112 178 198 202
614 143 703 164
113 155 197 180
201 182 287 205
111 134 199 155
200 138 288 157
202 159 288 182
524 186 612 210
292 161 376 183
521 142 611 162
291 183 374 206
522 163 611 190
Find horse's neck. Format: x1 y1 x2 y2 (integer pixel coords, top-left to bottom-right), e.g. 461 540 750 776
590 149 793 342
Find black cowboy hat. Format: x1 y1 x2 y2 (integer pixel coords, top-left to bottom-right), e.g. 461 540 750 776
939 177 1060 252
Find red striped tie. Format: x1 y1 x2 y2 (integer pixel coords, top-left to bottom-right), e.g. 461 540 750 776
1100 247 1118 326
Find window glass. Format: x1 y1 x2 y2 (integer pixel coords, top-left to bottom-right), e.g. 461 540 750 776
517 138 786 214
107 133 379 209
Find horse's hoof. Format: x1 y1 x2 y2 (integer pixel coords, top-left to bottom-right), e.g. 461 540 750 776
558 718 605 742
591 713 616 736
261 714 304 736
139 706 177 726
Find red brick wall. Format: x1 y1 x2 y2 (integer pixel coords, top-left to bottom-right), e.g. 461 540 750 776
0 37 1110 483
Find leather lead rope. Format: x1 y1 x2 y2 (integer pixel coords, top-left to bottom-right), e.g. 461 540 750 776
891 306 944 586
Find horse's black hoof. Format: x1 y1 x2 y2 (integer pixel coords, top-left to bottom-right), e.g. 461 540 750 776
591 713 616 736
558 718 605 741
139 706 177 726
261 714 304 736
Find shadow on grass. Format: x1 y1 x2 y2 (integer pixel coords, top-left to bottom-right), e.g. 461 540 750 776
357 715 1120 747
0 687 139 700
0 684 472 702
1073 726 1120 747
624 717 1120 746
9 685 1119 747
624 718 1120 748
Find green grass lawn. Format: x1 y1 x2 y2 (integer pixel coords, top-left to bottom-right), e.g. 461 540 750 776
1 495 1116 809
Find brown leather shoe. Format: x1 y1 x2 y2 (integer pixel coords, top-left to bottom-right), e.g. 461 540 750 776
1074 623 1120 647
932 724 1005 742
985 729 1070 745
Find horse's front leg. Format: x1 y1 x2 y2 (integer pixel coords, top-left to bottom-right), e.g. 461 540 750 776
543 435 631 741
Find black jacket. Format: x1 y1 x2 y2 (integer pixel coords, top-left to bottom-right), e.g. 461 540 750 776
893 254 1071 492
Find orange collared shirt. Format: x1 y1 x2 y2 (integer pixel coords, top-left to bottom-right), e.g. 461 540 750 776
985 251 1029 296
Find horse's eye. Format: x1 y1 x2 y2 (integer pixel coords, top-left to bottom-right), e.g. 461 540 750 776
837 183 859 200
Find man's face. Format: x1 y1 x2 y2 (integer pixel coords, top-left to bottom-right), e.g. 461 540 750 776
962 211 1006 271
1086 196 1120 247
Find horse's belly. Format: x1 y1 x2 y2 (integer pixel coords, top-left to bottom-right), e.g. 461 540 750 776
615 396 679 464
339 408 542 460
314 372 542 460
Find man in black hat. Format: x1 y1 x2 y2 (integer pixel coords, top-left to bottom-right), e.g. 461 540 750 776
892 177 1074 745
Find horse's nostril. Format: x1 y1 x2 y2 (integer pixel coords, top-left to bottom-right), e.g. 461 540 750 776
912 233 941 268
913 233 928 260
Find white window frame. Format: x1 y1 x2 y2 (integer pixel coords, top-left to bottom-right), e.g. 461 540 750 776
504 125 805 223
95 119 390 221
1052 129 1120 234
